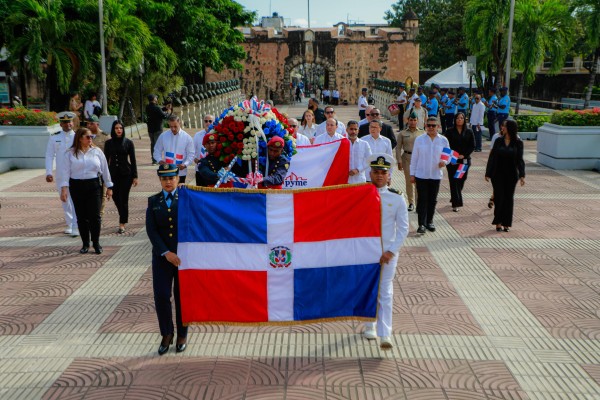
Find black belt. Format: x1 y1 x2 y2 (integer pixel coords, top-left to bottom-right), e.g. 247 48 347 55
404 151 412 154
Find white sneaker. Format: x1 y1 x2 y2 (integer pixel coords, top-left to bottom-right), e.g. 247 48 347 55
363 328 377 340
64 226 72 235
380 336 393 349
71 224 79 237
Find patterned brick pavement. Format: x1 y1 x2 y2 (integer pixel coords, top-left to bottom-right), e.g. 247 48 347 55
1 102 599 399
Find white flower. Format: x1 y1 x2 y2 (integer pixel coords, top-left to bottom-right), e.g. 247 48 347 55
244 127 251 133
234 116 242 122
251 152 257 158
242 155 250 160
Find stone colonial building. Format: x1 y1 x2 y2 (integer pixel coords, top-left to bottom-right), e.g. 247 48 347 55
206 18 420 105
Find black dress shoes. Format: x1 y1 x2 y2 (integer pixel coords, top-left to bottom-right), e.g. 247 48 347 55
93 243 103 254
79 246 89 254
426 223 436 232
417 226 426 234
176 337 187 353
158 334 174 356
407 204 414 212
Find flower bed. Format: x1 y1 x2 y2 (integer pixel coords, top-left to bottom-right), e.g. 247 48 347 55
0 107 58 126
550 107 600 126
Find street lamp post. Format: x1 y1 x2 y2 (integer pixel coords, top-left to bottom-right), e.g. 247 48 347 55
505 0 516 90
99 0 108 115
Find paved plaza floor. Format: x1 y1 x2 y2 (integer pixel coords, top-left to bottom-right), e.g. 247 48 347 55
1 102 600 399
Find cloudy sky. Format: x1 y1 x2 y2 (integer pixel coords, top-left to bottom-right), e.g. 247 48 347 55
235 0 392 28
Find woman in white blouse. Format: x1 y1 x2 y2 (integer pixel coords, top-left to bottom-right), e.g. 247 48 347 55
298 109 317 143
60 128 113 254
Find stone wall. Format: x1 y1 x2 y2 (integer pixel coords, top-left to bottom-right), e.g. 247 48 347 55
207 24 420 105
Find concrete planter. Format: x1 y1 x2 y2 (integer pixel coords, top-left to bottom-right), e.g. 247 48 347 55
0 124 62 173
537 123 600 170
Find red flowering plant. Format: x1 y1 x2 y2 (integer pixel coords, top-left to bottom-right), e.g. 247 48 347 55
205 97 296 166
0 107 58 126
550 107 600 126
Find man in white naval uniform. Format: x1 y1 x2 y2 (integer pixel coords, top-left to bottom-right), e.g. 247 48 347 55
45 113 78 236
363 153 409 349
153 115 195 184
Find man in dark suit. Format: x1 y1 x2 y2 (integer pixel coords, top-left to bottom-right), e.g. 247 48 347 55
146 94 172 165
146 164 188 355
358 108 397 149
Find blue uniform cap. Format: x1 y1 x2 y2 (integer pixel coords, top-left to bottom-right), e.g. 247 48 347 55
157 164 178 177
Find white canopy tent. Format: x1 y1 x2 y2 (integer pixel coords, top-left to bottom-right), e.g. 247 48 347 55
425 61 474 89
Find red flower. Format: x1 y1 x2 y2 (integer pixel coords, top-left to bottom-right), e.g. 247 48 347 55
215 151 221 157
237 134 244 140
224 147 232 154
227 134 234 141
217 143 223 149
220 136 227 142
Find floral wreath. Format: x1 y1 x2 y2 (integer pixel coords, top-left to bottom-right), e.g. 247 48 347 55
207 97 296 168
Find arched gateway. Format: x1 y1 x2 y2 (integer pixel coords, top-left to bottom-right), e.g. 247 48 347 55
206 20 420 105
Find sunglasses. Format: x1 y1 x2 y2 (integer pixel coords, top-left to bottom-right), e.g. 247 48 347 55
371 113 380 116
426 124 437 128
83 134 96 139
289 124 297 128
324 110 334 114
204 119 213 123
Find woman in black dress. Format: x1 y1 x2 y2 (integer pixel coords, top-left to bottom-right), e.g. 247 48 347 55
485 119 525 232
104 120 138 234
444 112 475 212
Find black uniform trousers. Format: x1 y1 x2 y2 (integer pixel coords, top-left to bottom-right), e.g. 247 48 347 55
359 109 366 120
491 174 519 228
152 254 188 338
69 178 102 246
149 130 162 163
496 113 509 130
112 175 133 224
446 162 470 208
445 113 455 131
397 105 405 130
487 111 497 138
415 178 441 227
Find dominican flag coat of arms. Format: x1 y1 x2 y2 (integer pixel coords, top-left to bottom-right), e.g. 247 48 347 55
177 184 383 324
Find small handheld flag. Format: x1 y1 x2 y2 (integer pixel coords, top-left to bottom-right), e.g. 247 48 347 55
454 163 469 179
440 147 459 164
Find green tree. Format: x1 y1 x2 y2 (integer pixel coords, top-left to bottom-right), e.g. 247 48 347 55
385 0 468 70
513 0 574 115
153 0 255 82
3 0 93 109
572 0 600 108
464 0 510 88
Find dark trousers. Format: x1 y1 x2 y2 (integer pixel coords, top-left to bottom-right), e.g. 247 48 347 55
415 178 441 226
491 175 518 227
69 178 102 247
179 175 186 184
440 113 447 133
445 114 455 130
473 125 482 150
397 105 405 130
487 111 497 138
359 109 366 120
112 175 133 224
496 113 508 130
152 254 188 338
149 130 162 163
446 163 470 208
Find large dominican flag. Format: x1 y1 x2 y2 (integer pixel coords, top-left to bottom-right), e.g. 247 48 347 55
283 138 350 189
177 184 382 324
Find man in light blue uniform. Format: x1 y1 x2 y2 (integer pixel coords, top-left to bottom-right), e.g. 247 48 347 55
425 92 439 121
485 87 498 139
439 88 449 133
496 86 511 128
444 89 457 130
457 87 469 115
417 86 427 105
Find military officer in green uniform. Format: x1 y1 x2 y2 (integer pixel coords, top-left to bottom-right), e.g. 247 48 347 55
395 112 423 211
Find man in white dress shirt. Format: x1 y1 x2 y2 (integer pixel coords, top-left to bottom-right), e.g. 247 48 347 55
313 118 346 145
287 118 311 146
410 117 450 234
362 120 393 181
45 113 78 236
358 88 369 119
362 153 409 349
470 95 486 152
314 106 346 137
346 120 371 184
153 115 195 184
